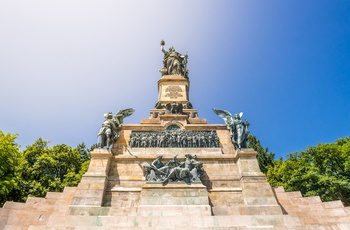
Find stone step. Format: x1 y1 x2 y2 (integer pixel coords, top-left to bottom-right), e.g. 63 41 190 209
344 206 350 213
212 205 283 216
44 215 303 228
277 191 302 199
2 225 28 230
25 225 350 230
26 227 268 230
21 225 346 230
2 201 26 210
137 204 212 216
4 209 51 226
309 208 348 217
289 196 322 205
272 186 285 193
317 215 350 224
279 204 322 214
25 197 47 205
45 192 63 201
321 200 344 209
27 227 307 230
0 216 8 229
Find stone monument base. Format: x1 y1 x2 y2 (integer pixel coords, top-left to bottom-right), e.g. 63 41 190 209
138 183 212 216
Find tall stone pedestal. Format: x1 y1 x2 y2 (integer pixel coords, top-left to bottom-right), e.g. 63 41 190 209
137 183 212 216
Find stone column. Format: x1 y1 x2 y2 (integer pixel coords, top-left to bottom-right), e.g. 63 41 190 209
236 149 283 215
69 149 113 215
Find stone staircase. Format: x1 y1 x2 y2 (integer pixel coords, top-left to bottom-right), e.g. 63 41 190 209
0 187 76 230
273 186 350 229
2 186 350 229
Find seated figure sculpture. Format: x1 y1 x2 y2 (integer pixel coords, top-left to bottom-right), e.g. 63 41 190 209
141 154 204 184
163 154 203 184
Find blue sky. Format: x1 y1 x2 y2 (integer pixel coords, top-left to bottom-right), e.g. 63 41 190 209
1 1 349 159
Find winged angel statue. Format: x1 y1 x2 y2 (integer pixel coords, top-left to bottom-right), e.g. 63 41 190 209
97 108 135 148
212 108 250 149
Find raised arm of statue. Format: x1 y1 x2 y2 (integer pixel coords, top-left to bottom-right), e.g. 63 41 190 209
160 40 166 55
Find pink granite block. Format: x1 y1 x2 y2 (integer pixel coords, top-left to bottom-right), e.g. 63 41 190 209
238 205 283 215
252 215 285 227
0 207 10 217
3 225 28 230
64 215 98 227
336 223 350 229
5 210 24 225
273 187 286 193
284 191 302 199
321 200 344 209
2 201 25 210
44 192 62 200
293 196 322 205
25 197 46 206
274 192 292 202
62 187 77 194
98 216 127 227
0 216 8 227
281 216 303 226
212 206 240 215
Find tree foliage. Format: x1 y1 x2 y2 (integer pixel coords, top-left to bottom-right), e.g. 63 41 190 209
248 135 275 173
0 131 91 206
266 137 350 205
0 131 23 206
18 139 91 200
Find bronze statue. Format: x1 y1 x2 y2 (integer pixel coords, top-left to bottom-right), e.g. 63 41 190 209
160 40 188 78
141 154 204 184
97 108 135 148
163 154 203 184
129 130 220 148
212 108 250 149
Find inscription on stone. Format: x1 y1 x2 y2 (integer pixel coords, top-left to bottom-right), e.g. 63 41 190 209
165 85 183 99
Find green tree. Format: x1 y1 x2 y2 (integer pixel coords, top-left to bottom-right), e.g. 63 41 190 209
0 131 23 206
266 137 350 205
18 138 91 200
248 135 275 173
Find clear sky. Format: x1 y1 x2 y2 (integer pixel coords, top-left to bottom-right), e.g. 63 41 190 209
1 1 350 159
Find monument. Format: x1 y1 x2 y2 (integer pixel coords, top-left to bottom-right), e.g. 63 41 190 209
1 41 349 229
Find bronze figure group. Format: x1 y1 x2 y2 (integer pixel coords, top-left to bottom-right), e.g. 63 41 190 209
141 154 204 184
129 130 220 148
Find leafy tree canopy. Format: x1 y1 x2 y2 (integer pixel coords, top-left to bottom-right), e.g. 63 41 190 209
248 135 275 173
19 139 91 199
266 137 350 205
0 130 91 206
0 131 23 206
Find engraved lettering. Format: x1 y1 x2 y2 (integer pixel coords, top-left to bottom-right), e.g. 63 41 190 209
165 86 183 99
